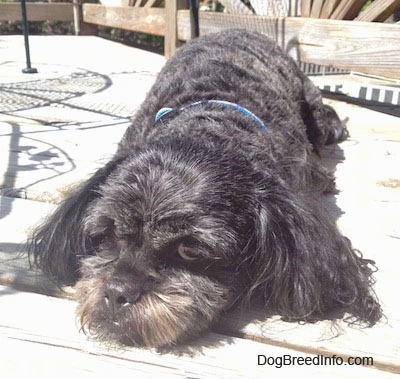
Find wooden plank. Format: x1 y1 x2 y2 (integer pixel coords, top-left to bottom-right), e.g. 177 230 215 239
319 0 341 18
0 2 74 22
82 4 166 35
330 0 367 19
164 0 188 58
177 10 298 50
1 286 399 378
355 0 400 21
300 0 312 17
177 12 400 79
73 0 98 35
295 18 400 79
287 0 301 16
310 0 325 18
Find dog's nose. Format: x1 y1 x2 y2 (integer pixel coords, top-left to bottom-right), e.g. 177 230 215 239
104 280 142 316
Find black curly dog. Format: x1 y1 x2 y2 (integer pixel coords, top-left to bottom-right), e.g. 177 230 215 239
29 29 381 347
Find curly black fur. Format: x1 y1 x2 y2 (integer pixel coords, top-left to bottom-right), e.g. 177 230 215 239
29 29 381 347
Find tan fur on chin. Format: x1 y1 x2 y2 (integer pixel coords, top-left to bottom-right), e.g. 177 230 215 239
75 275 229 348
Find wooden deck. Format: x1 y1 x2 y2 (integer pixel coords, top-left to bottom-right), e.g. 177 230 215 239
1 35 399 378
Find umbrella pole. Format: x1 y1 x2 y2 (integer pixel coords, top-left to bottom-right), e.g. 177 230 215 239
20 0 38 74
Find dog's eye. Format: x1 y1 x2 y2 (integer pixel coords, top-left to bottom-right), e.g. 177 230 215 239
177 242 201 261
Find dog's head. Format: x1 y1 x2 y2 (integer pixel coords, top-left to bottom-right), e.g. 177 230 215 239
75 138 259 347
30 136 381 348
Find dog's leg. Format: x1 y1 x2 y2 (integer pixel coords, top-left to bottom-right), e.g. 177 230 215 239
301 77 348 149
322 103 349 145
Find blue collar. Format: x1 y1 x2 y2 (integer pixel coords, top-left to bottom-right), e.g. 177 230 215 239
155 100 268 133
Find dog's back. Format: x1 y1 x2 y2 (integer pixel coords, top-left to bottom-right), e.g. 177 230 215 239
118 29 343 194
120 29 341 153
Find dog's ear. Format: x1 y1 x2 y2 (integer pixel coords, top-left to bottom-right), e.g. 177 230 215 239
249 177 382 326
28 156 126 286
